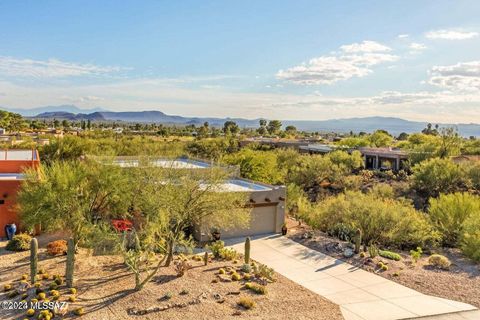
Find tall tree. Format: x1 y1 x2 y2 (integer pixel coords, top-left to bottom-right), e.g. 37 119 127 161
267 120 282 135
223 121 240 136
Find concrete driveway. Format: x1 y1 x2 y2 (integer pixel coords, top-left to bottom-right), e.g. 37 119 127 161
225 234 477 320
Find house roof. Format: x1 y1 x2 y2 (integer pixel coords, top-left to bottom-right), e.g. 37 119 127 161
0 150 38 161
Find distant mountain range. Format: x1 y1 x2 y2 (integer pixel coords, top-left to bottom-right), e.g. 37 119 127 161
2 105 479 137
3 105 106 116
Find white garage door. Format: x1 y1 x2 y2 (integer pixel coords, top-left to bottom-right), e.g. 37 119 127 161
222 205 277 239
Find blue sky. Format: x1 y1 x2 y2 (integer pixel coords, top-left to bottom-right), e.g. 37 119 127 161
0 1 479 122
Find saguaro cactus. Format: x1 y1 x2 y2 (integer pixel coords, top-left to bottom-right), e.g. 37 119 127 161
66 238 75 288
30 238 38 284
354 228 362 254
244 237 251 264
204 251 208 266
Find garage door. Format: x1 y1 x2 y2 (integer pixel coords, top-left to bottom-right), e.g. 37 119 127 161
222 205 277 239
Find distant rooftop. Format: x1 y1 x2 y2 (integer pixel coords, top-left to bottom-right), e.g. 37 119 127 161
299 144 336 153
206 179 272 192
110 157 212 169
0 150 38 161
359 147 408 157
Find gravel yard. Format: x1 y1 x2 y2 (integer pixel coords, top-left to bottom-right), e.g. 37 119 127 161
286 218 480 309
0 236 343 320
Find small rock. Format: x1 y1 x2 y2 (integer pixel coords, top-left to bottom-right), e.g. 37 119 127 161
343 248 354 258
232 311 242 316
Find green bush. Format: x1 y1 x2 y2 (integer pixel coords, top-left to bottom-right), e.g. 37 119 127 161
207 241 224 259
237 296 256 309
253 263 275 282
219 248 237 260
244 282 267 295
410 247 423 263
428 254 451 270
379 250 401 261
304 191 438 248
460 210 480 262
6 233 32 251
428 193 480 247
412 158 469 198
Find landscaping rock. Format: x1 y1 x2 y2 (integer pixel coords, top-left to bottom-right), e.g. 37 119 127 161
343 248 354 258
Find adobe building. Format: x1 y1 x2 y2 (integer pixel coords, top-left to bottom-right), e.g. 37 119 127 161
0 150 40 238
359 147 408 171
101 156 286 241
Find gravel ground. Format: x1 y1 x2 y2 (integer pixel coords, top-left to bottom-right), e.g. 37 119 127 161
286 218 480 308
0 236 343 320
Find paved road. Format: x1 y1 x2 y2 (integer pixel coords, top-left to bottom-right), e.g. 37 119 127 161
225 235 477 320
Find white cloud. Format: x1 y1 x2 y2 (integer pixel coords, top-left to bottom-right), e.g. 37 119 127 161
425 29 478 40
409 42 427 51
276 41 397 85
340 40 392 53
1 77 479 123
428 61 480 92
0 56 122 78
397 34 409 39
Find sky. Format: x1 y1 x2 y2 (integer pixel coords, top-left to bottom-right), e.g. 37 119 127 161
0 0 480 123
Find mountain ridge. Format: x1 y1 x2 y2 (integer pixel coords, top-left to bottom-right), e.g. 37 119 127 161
3 106 479 136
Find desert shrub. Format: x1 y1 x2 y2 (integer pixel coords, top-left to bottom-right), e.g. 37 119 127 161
69 288 77 294
68 296 76 302
219 248 237 260
174 260 191 277
412 158 469 198
218 268 226 274
6 233 32 251
428 193 480 247
253 263 275 282
305 191 437 248
381 264 388 271
237 296 256 310
207 241 224 259
46 240 67 256
26 308 35 317
244 282 267 295
327 223 356 241
410 247 423 263
428 254 451 270
379 250 401 261
460 211 480 262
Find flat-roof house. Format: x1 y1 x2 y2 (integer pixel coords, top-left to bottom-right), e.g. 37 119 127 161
359 147 408 171
103 156 286 241
0 150 40 238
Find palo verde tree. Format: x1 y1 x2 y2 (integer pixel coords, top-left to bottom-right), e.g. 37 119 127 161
17 160 131 283
147 164 251 267
105 162 251 290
